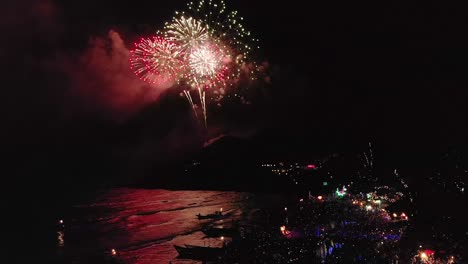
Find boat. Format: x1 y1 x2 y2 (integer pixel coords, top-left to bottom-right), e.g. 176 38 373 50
174 244 224 260
196 211 223 220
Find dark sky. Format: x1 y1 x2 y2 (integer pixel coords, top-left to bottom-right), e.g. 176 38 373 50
3 0 468 189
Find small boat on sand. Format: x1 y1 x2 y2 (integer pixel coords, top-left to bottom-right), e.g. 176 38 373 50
174 244 224 260
196 209 223 220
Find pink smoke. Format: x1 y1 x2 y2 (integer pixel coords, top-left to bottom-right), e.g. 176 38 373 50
61 30 174 121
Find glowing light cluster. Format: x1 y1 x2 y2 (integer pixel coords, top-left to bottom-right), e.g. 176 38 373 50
335 186 347 198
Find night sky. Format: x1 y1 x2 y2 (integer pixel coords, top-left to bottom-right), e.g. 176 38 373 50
3 0 468 191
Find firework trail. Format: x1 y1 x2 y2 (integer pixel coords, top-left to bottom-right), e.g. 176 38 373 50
198 86 207 127
183 90 198 118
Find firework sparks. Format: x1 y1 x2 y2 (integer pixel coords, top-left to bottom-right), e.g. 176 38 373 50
129 36 184 83
188 43 229 85
198 87 207 127
184 0 258 73
190 44 221 76
164 16 210 55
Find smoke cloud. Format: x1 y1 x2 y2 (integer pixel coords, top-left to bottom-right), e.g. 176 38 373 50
60 30 174 121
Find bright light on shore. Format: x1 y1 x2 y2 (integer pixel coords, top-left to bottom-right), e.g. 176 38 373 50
420 252 427 259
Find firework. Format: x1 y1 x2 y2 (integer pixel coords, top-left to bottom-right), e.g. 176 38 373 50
185 0 259 92
129 0 259 128
171 1 258 125
164 16 210 55
164 14 223 125
164 0 259 83
129 36 184 83
188 42 231 125
189 43 228 82
183 0 258 72
190 44 221 76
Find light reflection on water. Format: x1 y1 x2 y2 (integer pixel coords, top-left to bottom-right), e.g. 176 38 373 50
58 188 281 264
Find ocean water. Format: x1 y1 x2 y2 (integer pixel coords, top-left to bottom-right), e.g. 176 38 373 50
53 188 283 264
